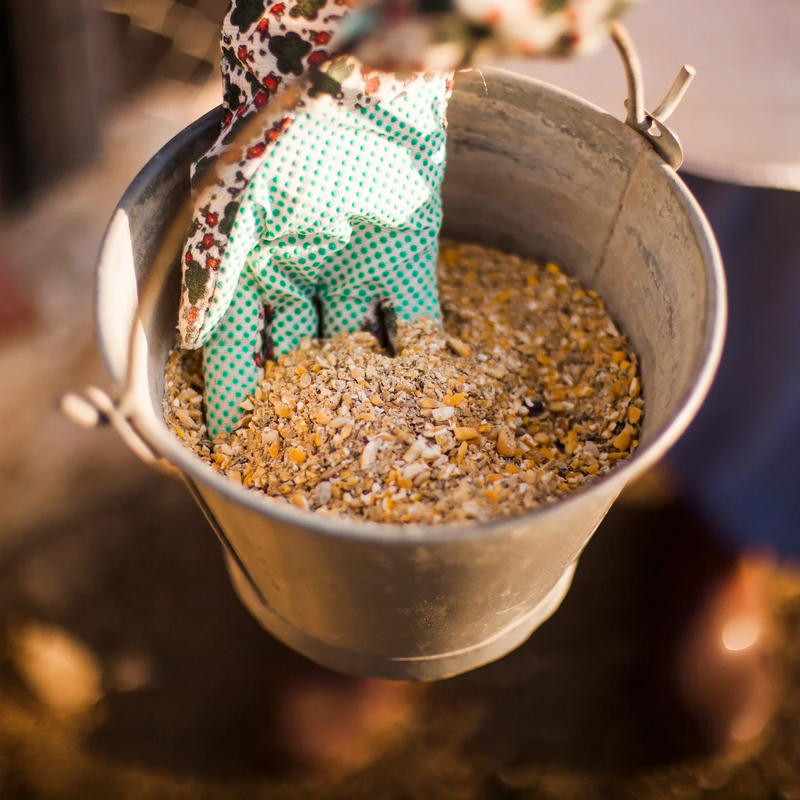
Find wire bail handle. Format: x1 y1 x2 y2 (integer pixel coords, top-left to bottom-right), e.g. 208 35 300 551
610 22 696 170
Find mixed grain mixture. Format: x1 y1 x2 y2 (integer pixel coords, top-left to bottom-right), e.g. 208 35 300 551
164 242 644 524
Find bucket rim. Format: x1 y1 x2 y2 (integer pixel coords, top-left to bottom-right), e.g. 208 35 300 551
96 67 727 546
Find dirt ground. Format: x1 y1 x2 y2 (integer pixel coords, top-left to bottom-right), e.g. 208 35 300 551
0 473 798 799
2 79 800 800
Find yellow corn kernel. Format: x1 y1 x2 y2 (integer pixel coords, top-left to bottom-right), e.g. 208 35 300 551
612 379 630 398
288 447 307 464
613 425 634 451
441 249 459 267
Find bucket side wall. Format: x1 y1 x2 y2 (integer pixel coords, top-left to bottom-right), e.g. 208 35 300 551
95 109 220 386
593 157 710 439
202 475 622 659
442 71 646 287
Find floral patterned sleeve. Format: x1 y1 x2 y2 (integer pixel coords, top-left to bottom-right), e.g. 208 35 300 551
179 0 448 349
456 0 635 58
349 0 637 70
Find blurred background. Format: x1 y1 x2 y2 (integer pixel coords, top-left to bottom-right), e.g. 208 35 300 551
0 1 799 798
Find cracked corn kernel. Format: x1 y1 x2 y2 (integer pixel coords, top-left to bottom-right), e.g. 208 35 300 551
496 427 515 457
274 402 292 419
613 425 634 451
441 248 459 267
612 379 630 398
446 337 471 357
288 447 307 463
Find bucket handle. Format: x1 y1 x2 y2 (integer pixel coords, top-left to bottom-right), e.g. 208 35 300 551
610 22 696 170
61 389 270 606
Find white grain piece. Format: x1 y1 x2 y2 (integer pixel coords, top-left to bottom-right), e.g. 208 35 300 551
361 439 381 469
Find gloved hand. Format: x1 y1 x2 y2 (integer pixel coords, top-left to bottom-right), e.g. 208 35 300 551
179 0 634 439
194 80 447 437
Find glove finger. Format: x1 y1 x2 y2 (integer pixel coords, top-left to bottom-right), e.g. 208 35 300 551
203 262 319 438
203 264 265 438
320 211 442 339
249 254 320 357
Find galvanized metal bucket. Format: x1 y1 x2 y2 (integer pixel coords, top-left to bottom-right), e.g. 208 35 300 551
74 62 725 681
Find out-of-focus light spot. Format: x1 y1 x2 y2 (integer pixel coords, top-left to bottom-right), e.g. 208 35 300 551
731 704 769 742
110 652 154 692
721 616 761 652
10 623 103 714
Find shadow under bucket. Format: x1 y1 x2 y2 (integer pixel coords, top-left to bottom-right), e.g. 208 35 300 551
93 68 726 681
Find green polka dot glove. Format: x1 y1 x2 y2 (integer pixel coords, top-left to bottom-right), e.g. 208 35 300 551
180 0 634 439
